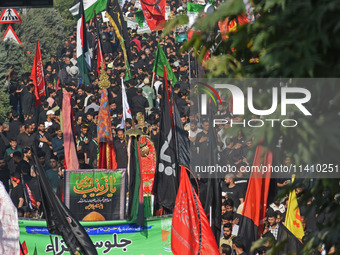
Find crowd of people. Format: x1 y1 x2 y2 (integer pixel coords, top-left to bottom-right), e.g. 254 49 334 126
0 5 193 216
0 2 333 255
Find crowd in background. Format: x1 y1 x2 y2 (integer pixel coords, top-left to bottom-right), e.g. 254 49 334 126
0 2 332 254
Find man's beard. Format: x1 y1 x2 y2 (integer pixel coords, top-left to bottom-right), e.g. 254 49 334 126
224 234 231 239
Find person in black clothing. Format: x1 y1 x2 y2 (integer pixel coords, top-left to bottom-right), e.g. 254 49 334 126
35 122 52 164
7 151 23 175
78 152 92 169
222 173 245 210
0 158 10 192
38 101 49 124
21 83 35 121
76 86 86 109
114 129 128 169
232 237 247 255
10 172 25 208
195 120 210 165
8 111 22 139
101 34 113 55
0 126 7 158
131 88 149 117
17 123 36 149
85 110 97 138
86 136 99 168
126 81 137 107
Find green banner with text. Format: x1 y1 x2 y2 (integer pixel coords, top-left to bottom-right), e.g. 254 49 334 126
19 216 173 254
65 169 126 221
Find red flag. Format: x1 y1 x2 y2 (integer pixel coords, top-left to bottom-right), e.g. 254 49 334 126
242 145 272 227
171 166 219 255
237 145 272 252
20 241 28 255
30 41 46 107
96 38 105 74
140 0 166 31
62 89 79 170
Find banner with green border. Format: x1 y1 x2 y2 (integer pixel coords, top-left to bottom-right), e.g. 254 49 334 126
19 216 173 254
65 169 126 221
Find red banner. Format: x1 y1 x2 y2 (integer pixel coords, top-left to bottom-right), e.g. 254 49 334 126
171 166 219 255
139 136 156 194
30 41 46 107
140 0 166 31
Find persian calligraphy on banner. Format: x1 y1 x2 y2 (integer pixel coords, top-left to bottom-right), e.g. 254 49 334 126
19 216 173 255
65 169 126 221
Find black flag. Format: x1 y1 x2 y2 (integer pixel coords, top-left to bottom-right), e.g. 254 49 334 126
106 0 132 79
31 148 97 255
202 102 222 243
154 67 181 212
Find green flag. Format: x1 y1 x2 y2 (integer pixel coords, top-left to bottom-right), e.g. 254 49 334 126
135 10 145 27
125 61 132 81
69 0 108 22
152 43 178 85
187 2 205 27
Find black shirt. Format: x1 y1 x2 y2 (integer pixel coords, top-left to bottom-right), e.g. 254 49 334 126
114 139 128 169
131 95 149 116
8 119 22 140
126 87 138 107
22 92 35 116
10 184 24 208
221 183 244 209
0 168 10 192
17 132 36 149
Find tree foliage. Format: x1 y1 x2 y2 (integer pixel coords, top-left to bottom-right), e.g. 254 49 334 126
54 0 77 38
15 8 64 72
167 0 340 253
0 40 25 121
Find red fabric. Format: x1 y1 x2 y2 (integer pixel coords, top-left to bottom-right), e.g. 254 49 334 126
20 241 28 255
242 145 272 229
171 166 219 255
11 176 20 183
62 89 79 170
155 208 163 216
140 0 166 31
188 30 194 41
202 49 210 66
131 38 141 52
25 184 37 209
163 66 174 130
56 78 60 91
137 140 144 206
96 38 105 75
30 41 46 107
98 142 117 169
108 143 117 169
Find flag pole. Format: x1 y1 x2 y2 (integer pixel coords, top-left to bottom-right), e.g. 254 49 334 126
151 71 155 88
188 48 193 82
49 235 57 255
